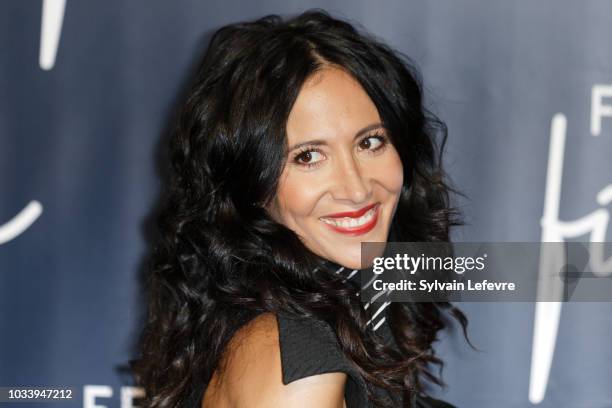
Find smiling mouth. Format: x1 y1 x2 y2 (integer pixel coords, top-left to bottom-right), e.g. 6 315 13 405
319 203 380 235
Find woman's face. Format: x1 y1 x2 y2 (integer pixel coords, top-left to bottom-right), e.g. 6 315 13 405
267 67 404 269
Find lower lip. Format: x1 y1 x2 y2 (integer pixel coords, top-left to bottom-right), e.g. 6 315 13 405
320 205 380 236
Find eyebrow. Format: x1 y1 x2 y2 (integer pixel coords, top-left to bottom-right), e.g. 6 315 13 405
287 123 386 152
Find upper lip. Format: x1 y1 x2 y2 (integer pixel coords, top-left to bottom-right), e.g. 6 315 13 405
320 203 379 219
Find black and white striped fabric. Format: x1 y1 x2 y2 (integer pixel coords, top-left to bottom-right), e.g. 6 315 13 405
332 265 391 332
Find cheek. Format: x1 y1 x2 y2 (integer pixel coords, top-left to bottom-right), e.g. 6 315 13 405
376 150 404 195
275 171 323 221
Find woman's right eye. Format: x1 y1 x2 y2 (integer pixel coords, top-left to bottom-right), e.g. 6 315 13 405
294 149 325 167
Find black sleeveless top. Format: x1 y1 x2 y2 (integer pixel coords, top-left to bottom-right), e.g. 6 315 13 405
190 265 457 408
276 312 455 408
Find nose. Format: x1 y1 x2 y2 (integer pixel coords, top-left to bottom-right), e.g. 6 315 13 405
330 152 372 204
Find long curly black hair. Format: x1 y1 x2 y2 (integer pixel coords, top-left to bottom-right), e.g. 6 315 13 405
132 9 468 408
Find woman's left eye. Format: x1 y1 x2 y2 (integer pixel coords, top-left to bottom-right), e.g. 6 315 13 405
358 135 387 151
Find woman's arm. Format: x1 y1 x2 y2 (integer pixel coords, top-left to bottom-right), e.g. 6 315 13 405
202 313 347 408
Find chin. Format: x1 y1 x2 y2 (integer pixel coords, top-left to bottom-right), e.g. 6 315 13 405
312 225 391 270
327 247 369 270
335 258 362 270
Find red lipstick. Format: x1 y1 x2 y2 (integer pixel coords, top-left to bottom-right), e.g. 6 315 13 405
319 203 380 236
322 203 378 219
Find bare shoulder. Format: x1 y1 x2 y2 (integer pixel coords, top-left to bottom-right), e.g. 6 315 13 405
202 313 347 408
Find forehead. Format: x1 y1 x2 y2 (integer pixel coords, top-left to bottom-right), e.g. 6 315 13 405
286 67 381 143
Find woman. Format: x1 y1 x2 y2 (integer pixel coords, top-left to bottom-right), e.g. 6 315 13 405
133 10 468 408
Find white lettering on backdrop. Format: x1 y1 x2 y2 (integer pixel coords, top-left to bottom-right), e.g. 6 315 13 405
0 201 43 245
39 0 66 70
530 84 612 404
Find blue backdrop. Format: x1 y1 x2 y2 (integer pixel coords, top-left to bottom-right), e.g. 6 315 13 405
2 1 612 407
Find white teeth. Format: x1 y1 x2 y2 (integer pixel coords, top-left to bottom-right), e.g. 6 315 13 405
320 206 377 229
